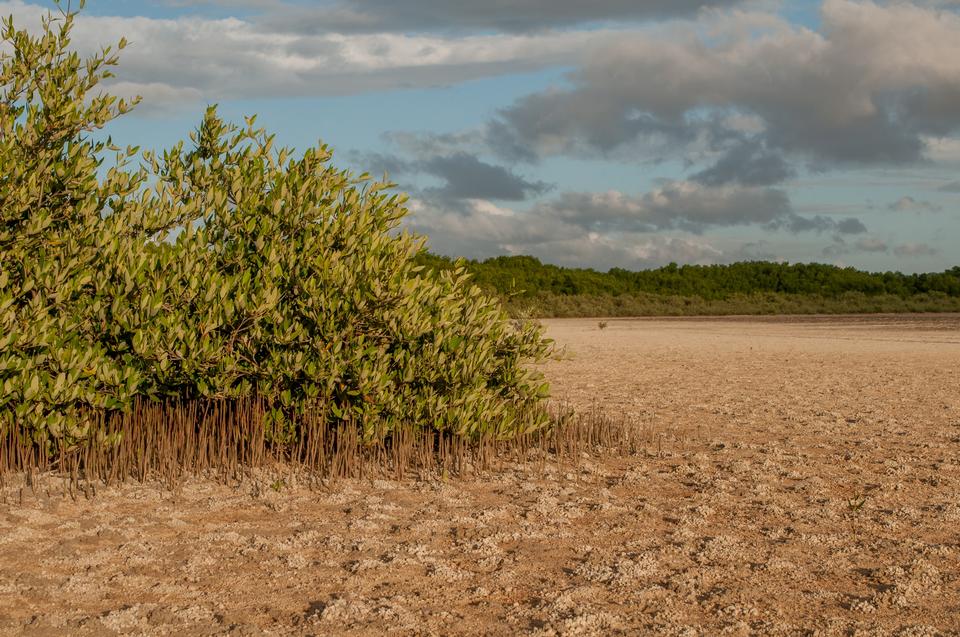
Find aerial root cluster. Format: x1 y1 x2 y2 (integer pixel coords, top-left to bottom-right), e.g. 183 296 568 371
0 400 649 500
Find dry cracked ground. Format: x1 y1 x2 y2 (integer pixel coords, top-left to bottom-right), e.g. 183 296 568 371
1 315 959 636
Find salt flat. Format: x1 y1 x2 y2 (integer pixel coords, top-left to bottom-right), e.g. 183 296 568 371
2 315 958 635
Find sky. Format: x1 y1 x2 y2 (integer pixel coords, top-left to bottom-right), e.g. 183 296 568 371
4 0 959 273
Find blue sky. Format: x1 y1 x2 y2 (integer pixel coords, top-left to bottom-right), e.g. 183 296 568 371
5 0 959 272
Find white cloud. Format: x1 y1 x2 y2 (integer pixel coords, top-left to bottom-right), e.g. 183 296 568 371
402 178 867 269
538 182 792 233
487 0 960 168
924 136 960 163
410 192 728 269
0 1 617 108
887 196 943 213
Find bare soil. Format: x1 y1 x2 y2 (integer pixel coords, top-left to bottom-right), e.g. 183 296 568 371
2 315 959 636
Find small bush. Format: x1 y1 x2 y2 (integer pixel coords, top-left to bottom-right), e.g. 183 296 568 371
0 5 552 447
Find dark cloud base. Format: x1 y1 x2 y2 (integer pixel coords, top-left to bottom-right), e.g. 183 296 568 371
256 0 744 35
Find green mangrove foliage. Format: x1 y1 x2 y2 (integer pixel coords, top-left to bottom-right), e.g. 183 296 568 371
0 5 552 444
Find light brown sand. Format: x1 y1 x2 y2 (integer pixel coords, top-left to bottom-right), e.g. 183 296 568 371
2 315 959 636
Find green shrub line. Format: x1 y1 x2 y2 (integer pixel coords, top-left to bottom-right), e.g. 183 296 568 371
499 291 960 319
416 256 960 318
0 4 552 449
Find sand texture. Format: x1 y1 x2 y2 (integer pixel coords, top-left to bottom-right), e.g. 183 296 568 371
1 315 959 636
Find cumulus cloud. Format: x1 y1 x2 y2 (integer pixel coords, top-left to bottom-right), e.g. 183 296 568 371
12 0 959 176
887 196 943 212
773 214 867 235
691 140 795 187
0 0 618 105
534 182 793 234
402 178 870 269
485 0 960 169
419 153 552 201
405 196 727 269
836 218 870 234
6 0 953 270
355 151 551 202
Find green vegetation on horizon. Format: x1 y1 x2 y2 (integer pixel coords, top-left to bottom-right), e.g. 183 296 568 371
416 254 960 317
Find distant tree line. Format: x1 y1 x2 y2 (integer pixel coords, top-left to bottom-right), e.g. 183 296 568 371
415 254 960 317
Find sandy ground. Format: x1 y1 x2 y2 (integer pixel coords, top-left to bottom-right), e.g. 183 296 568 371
2 314 959 636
